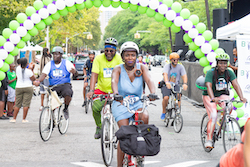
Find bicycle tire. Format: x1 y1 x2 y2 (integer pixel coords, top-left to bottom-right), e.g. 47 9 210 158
173 113 183 133
164 109 171 127
222 117 241 153
39 106 53 142
123 155 129 167
200 113 213 152
136 156 144 167
101 117 113 166
58 105 69 135
85 87 89 114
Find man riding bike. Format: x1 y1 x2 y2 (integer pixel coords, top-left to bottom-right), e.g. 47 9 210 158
82 51 95 107
34 46 77 120
160 52 188 120
203 52 247 148
87 37 123 139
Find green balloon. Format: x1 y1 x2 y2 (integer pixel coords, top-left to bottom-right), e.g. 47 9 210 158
67 6 76 13
0 63 10 72
22 33 31 42
35 20 46 30
189 15 199 25
154 13 164 22
85 0 93 8
199 56 210 67
59 8 69 16
94 0 102 7
2 28 13 39
33 0 44 10
232 88 238 98
111 1 120 8
9 20 20 31
194 49 205 59
0 82 1 87
171 24 181 33
202 30 213 41
138 6 147 14
16 13 27 23
0 36 6 46
10 47 19 56
180 8 190 19
163 18 173 28
26 6 36 16
203 65 211 74
4 54 14 64
162 0 173 7
17 40 26 49
121 2 129 9
146 8 156 17
216 104 223 111
28 27 39 36
76 3 85 10
129 4 138 12
238 119 246 127
171 2 182 13
102 0 111 7
196 23 206 34
189 42 199 51
51 11 60 20
44 16 53 25
0 71 6 81
43 0 52 6
233 101 244 109
209 39 219 51
183 33 192 43
214 48 225 55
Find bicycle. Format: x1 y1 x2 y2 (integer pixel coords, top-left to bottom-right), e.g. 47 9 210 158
39 84 69 142
164 83 183 133
83 75 92 114
200 99 243 153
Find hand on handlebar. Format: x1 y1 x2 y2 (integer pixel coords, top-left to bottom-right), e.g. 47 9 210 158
240 97 248 103
182 84 188 91
87 91 94 99
33 80 40 87
148 93 159 101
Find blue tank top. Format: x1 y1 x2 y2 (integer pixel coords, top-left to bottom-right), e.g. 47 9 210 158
48 59 71 85
118 63 143 98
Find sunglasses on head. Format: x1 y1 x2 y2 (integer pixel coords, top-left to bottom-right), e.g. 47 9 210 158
105 49 115 53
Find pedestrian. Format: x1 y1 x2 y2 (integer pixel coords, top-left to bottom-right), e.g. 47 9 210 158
10 57 36 123
0 74 9 120
7 63 17 117
228 47 238 76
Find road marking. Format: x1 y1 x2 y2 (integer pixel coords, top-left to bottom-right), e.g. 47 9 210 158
164 161 208 167
71 162 106 167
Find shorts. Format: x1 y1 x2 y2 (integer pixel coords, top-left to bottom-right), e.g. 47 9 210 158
7 86 15 102
52 83 73 98
84 78 89 83
40 78 49 94
15 87 33 108
0 90 6 102
161 85 180 98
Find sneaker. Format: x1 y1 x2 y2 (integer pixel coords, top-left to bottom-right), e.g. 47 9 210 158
82 101 87 107
205 140 213 149
63 109 69 120
22 120 29 123
10 119 16 123
0 115 9 120
7 112 13 117
94 127 101 139
160 113 166 120
39 106 44 111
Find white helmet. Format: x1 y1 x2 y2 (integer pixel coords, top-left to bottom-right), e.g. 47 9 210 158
120 41 139 56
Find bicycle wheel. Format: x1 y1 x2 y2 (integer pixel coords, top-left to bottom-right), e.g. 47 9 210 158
136 156 144 167
164 109 171 127
173 113 183 133
39 106 53 142
123 155 129 167
58 105 69 135
222 117 241 152
85 87 89 114
200 113 213 152
101 117 114 166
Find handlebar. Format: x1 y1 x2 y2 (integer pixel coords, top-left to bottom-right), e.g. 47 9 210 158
210 99 247 104
167 83 183 94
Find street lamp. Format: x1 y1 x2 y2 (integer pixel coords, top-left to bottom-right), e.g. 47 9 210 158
134 30 151 39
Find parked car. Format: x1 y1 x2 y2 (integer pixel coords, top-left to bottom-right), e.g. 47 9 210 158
72 54 88 80
152 55 165 67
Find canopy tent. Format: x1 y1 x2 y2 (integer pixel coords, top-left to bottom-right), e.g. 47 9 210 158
216 14 250 40
20 44 43 52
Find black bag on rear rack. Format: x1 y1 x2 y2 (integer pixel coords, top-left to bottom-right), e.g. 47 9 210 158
115 124 161 156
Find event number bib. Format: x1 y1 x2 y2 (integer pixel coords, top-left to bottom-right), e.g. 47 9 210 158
103 68 113 78
216 78 227 91
53 69 63 77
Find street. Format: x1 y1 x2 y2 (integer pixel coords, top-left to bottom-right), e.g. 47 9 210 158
0 66 225 167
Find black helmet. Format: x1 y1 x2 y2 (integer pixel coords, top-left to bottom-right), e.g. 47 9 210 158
52 46 63 54
105 37 118 47
88 50 95 55
195 75 207 90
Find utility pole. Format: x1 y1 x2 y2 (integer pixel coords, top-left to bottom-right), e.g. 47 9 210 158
169 27 173 52
205 0 211 30
46 26 50 50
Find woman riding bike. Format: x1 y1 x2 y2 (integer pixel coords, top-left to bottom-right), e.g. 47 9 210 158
203 52 247 148
111 41 157 167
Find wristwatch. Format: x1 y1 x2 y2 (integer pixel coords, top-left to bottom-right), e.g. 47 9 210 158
90 90 94 93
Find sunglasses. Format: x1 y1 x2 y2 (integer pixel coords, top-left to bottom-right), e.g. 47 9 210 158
172 59 179 61
105 49 115 53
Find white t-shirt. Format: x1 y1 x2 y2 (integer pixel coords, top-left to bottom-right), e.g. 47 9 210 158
16 66 34 88
42 60 75 75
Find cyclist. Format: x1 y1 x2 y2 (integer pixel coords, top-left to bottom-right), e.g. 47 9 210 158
34 46 77 120
203 53 247 148
82 51 95 107
111 41 157 167
160 52 188 120
87 37 123 139
145 54 151 70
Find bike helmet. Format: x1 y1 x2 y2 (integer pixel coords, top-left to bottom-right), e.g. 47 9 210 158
88 50 95 55
105 37 118 46
120 41 139 56
52 46 63 54
216 53 230 61
169 52 180 60
195 75 207 90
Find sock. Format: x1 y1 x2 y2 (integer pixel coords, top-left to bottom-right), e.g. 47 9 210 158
64 104 69 111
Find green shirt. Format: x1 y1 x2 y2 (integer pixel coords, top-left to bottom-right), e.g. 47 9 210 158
203 68 236 97
7 71 16 89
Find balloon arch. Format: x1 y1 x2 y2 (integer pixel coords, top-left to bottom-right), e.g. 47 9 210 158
0 0 245 126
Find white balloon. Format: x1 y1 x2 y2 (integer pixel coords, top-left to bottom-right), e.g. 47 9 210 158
56 0 66 10
4 42 14 52
149 0 159 10
229 89 234 100
166 10 176 21
158 4 168 15
201 43 212 54
112 0 120 2
23 20 34 30
206 52 216 62
139 0 149 7
182 20 193 31
121 0 129 3
130 0 140 5
39 8 49 19
194 35 205 46
0 59 3 68
47 4 57 14
16 26 27 37
65 0 75 7
9 34 21 44
0 50 8 60
188 28 198 38
31 13 41 24
75 0 84 4
174 16 184 27
211 61 216 68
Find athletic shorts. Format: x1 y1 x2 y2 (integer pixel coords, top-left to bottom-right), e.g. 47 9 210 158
40 78 49 94
0 90 6 102
52 83 73 98
161 85 180 98
7 86 15 102
15 87 33 108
